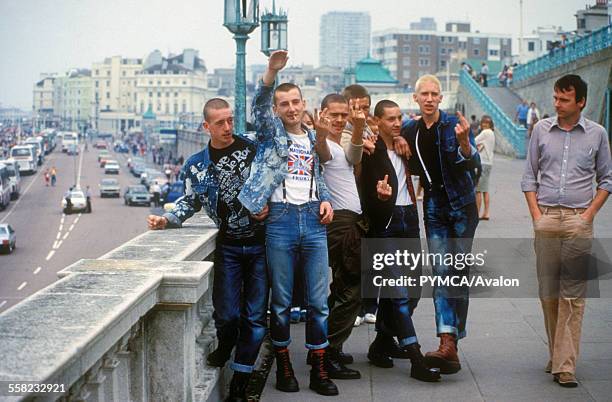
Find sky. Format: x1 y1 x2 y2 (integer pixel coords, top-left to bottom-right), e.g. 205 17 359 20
0 0 594 109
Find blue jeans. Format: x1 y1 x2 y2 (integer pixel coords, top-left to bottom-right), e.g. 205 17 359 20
212 243 268 373
423 188 478 340
266 201 330 350
372 205 421 347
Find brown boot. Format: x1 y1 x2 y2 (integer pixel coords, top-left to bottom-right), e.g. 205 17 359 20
424 334 461 374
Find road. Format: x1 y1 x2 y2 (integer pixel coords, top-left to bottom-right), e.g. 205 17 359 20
0 141 157 313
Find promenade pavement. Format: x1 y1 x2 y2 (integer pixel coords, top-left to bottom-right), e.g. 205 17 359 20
261 156 612 401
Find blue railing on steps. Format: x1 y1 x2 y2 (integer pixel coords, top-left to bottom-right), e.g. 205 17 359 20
513 24 612 83
460 69 527 158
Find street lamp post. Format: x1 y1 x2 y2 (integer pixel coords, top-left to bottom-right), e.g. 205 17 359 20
260 0 288 57
223 0 260 135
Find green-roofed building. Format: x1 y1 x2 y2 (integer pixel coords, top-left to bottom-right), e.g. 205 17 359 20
344 56 400 94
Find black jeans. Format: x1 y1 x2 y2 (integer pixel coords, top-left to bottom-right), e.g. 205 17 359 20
372 205 421 346
327 210 364 350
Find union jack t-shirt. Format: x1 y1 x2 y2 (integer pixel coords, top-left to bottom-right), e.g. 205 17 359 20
271 132 319 204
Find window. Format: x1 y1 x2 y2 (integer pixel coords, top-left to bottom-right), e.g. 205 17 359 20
440 60 447 68
402 57 411 66
473 37 481 45
157 92 161 97
106 71 111 76
489 49 499 56
149 81 153 85
174 92 179 97
440 48 446 54
402 45 411 53
95 69 99 75
140 103 144 113
157 103 161 112
106 92 110 99
528 41 535 52
182 81 187 85
418 58 430 67
122 71 126 77
173 103 178 114
473 48 480 56
95 81 99 88
418 34 430 41
165 103 169 114
402 70 410 79
418 45 430 54
106 80 110 86
166 92 170 97
148 92 153 97
182 102 187 113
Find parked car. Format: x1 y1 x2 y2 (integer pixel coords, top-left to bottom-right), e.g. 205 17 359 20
0 159 21 199
62 189 89 214
99 178 120 197
104 160 120 174
94 140 107 150
0 223 16 254
0 163 11 210
124 185 151 207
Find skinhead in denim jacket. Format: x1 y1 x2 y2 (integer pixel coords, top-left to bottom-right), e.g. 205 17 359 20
163 132 259 228
237 82 331 214
402 109 481 210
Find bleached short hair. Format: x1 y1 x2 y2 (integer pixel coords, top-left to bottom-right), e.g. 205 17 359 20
415 75 442 93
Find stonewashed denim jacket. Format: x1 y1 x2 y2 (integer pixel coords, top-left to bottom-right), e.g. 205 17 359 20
237 82 331 214
402 110 480 210
163 134 257 228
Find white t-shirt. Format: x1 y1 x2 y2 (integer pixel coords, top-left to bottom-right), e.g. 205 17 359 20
475 129 495 165
387 150 412 206
323 139 361 214
271 132 319 205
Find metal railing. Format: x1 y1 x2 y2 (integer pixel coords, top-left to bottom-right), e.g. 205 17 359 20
460 69 527 158
513 24 612 83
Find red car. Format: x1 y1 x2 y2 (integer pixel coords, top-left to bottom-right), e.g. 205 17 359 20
94 140 107 150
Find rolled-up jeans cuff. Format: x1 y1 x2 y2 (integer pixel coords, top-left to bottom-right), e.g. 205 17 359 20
272 338 291 348
230 362 254 373
305 341 329 350
437 325 459 339
398 336 418 347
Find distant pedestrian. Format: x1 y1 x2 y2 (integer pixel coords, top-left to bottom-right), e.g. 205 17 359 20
526 102 541 136
44 169 50 186
515 100 530 128
86 186 92 213
50 166 57 187
150 181 161 207
475 115 495 220
469 115 480 136
480 62 489 87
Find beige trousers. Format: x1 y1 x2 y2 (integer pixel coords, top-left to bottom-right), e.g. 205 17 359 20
534 205 593 375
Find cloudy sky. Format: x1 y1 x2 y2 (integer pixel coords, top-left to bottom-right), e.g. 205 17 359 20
0 0 592 109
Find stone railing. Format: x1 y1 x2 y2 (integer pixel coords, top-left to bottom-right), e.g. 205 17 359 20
0 213 227 402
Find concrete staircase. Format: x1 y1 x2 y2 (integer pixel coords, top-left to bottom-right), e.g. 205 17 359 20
483 86 524 121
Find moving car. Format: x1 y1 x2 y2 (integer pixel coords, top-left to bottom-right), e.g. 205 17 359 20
0 223 16 254
124 185 151 207
67 143 79 155
24 137 44 165
161 180 184 204
9 145 37 174
104 160 120 174
61 132 78 153
62 189 89 214
97 150 110 162
94 140 107 150
99 178 120 198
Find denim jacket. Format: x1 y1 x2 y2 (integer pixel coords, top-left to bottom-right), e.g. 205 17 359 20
401 110 480 210
238 82 331 214
163 134 258 228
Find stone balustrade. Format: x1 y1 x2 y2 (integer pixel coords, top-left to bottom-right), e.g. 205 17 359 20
0 213 227 402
